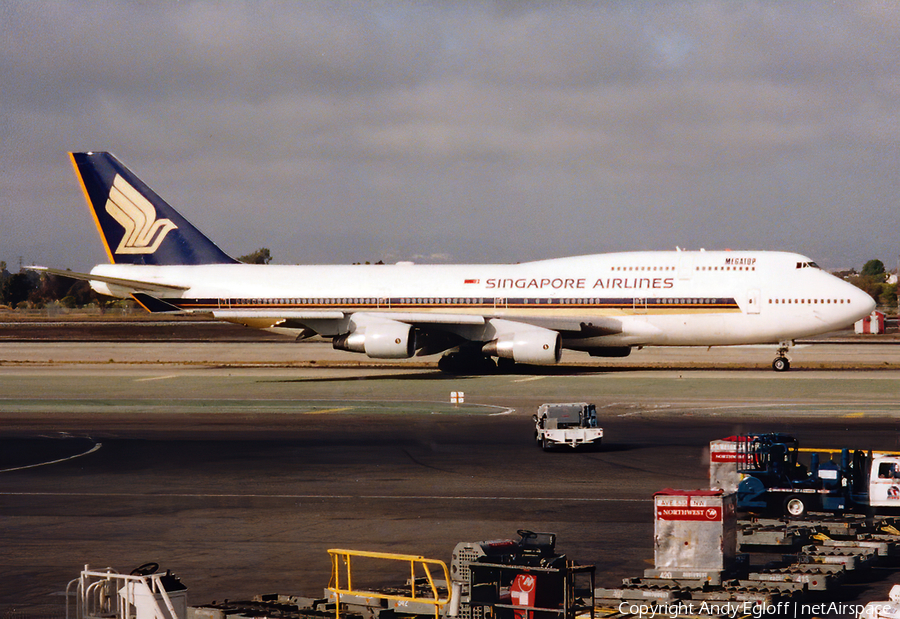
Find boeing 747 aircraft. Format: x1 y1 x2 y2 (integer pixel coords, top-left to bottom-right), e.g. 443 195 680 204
33 152 876 373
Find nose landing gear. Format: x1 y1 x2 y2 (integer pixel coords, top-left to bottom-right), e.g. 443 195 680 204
772 342 792 372
773 356 790 372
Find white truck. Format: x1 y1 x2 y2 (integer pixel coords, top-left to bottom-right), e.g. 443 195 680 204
710 434 900 517
533 403 602 451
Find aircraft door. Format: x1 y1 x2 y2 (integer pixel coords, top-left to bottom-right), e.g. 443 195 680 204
633 298 648 314
494 298 507 309
678 254 694 280
747 289 761 314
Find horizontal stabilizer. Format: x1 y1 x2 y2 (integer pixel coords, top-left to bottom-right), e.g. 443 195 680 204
26 266 190 294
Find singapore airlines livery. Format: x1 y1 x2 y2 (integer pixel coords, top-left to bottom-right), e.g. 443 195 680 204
36 152 875 373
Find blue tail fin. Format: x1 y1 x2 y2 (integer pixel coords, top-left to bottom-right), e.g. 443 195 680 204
71 152 237 265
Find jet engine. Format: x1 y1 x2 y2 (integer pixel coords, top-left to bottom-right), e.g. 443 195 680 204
332 317 416 359
482 327 561 365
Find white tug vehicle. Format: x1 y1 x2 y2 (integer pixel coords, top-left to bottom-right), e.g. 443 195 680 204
533 402 603 450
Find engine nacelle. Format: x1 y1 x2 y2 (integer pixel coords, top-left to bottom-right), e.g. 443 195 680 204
482 328 561 365
332 318 416 359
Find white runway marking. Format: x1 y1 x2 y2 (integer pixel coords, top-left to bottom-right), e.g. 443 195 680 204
134 374 180 382
0 442 102 473
513 376 546 383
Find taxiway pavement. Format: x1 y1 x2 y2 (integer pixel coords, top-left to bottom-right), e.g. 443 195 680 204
0 322 898 612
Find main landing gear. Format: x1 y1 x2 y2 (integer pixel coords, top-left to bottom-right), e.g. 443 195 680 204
437 350 524 375
438 351 498 375
772 342 792 372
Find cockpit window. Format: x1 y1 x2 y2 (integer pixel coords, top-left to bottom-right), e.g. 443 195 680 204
795 261 820 269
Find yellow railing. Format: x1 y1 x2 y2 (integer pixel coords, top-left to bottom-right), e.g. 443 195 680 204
327 549 452 619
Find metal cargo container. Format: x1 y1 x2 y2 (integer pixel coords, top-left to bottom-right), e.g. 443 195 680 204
652 489 737 574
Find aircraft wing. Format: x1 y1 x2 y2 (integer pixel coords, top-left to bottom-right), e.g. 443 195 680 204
211 309 486 332
210 310 621 333
338 312 487 326
26 266 190 294
211 308 620 339
506 316 623 336
212 309 350 322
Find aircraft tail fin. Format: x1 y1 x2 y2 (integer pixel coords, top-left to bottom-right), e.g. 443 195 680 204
70 152 237 265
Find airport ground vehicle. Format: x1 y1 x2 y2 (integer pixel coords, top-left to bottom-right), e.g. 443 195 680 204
729 434 900 517
533 403 602 450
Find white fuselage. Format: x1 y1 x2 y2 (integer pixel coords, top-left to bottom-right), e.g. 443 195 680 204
90 250 875 352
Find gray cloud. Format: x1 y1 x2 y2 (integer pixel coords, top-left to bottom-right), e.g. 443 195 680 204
2 1 898 271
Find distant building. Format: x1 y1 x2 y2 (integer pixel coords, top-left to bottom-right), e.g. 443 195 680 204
833 269 857 280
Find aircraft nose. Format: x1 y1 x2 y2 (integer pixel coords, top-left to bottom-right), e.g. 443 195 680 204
847 281 876 322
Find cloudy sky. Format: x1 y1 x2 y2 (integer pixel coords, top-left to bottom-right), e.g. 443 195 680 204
2 1 898 272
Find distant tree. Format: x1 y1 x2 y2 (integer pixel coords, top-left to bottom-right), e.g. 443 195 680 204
862 259 886 281
1 272 36 308
31 272 73 306
238 248 272 264
848 273 881 302
849 259 898 309
65 279 98 306
880 282 898 309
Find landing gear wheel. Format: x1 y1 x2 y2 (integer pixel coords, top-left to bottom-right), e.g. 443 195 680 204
437 355 455 373
772 357 790 372
784 495 807 518
541 437 551 451
438 352 497 375
497 357 516 373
